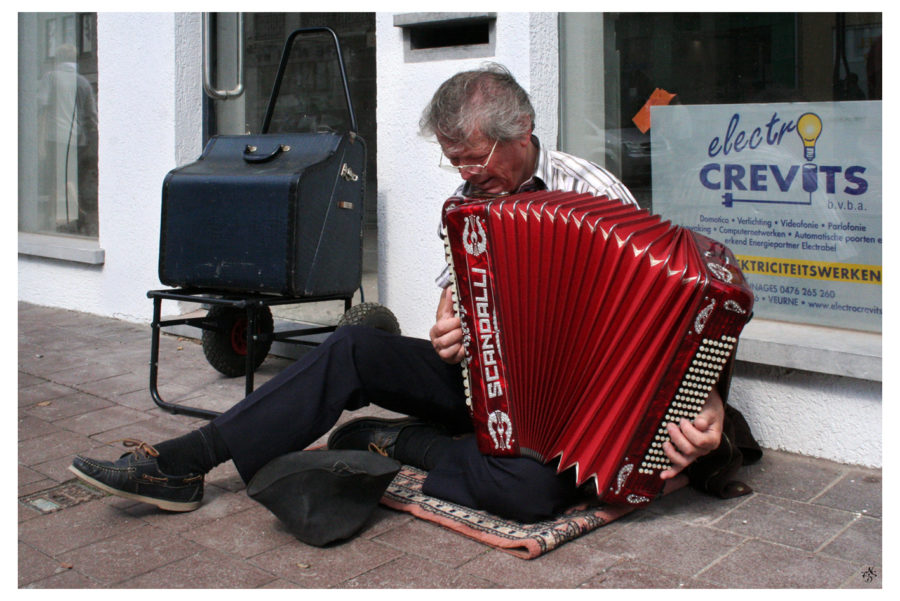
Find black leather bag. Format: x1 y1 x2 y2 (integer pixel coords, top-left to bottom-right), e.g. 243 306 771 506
158 27 365 297
159 131 365 296
247 449 401 546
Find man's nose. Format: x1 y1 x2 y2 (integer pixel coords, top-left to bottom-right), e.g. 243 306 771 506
459 168 478 182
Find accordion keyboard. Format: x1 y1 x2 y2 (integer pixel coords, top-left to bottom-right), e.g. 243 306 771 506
639 334 738 474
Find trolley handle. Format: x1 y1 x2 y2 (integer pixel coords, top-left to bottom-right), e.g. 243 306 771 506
260 27 358 135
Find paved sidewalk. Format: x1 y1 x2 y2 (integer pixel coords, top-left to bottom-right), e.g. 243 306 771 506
18 301 882 588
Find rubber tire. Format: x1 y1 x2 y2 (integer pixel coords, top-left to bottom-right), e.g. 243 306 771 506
202 305 274 377
337 302 401 335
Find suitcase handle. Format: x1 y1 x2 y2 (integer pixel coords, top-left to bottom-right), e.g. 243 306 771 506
261 27 357 135
243 143 289 164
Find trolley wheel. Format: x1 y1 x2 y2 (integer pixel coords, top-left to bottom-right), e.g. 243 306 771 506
337 302 401 335
202 305 274 377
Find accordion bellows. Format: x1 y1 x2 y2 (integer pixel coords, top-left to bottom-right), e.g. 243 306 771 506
442 191 754 506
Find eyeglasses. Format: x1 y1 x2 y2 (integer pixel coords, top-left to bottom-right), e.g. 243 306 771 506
439 140 498 174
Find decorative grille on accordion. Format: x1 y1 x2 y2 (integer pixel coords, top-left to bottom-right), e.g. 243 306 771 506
441 191 753 506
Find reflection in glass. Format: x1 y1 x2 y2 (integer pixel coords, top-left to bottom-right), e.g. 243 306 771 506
20 13 98 237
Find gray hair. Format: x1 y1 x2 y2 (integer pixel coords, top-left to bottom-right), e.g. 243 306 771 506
419 63 535 149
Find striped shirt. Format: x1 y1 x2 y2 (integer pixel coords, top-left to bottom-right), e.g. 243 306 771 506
436 136 637 287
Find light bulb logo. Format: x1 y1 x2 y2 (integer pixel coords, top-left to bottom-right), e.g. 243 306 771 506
797 112 823 161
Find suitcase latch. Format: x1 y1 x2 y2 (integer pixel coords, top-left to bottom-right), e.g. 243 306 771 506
340 163 359 182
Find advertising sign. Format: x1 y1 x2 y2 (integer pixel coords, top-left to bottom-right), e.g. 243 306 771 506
651 101 881 332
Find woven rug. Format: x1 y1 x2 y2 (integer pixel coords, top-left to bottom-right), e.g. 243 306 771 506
380 466 687 559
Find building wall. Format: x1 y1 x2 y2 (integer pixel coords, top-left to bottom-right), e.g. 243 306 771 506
729 363 880 467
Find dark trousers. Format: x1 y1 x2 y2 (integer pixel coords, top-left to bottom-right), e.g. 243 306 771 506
214 325 580 522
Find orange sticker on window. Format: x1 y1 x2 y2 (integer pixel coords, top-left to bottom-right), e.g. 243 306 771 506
632 88 676 134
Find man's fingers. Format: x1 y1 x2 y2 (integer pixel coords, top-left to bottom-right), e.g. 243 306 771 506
659 394 725 479
674 416 721 452
666 419 694 455
660 420 700 479
692 413 710 431
660 440 689 479
437 340 464 363
437 287 456 320
431 317 465 363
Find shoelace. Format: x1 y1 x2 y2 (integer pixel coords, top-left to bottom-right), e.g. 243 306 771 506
109 438 203 484
117 438 160 458
367 442 389 457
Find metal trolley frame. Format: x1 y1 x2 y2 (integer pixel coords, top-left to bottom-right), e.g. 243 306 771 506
148 288 352 419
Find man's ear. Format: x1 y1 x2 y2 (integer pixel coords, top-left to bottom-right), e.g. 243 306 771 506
515 120 534 146
513 132 530 147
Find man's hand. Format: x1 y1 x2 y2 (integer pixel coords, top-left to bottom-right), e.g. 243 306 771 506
659 387 725 480
429 287 466 364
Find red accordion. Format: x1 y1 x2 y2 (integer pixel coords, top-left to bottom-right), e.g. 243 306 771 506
441 191 754 506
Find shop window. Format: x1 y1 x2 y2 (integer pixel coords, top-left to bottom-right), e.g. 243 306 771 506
559 13 882 333
18 13 99 238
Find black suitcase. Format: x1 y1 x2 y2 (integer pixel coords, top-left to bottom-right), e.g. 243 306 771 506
158 28 365 297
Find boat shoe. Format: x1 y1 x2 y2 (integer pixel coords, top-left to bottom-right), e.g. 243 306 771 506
327 416 432 458
69 439 203 512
